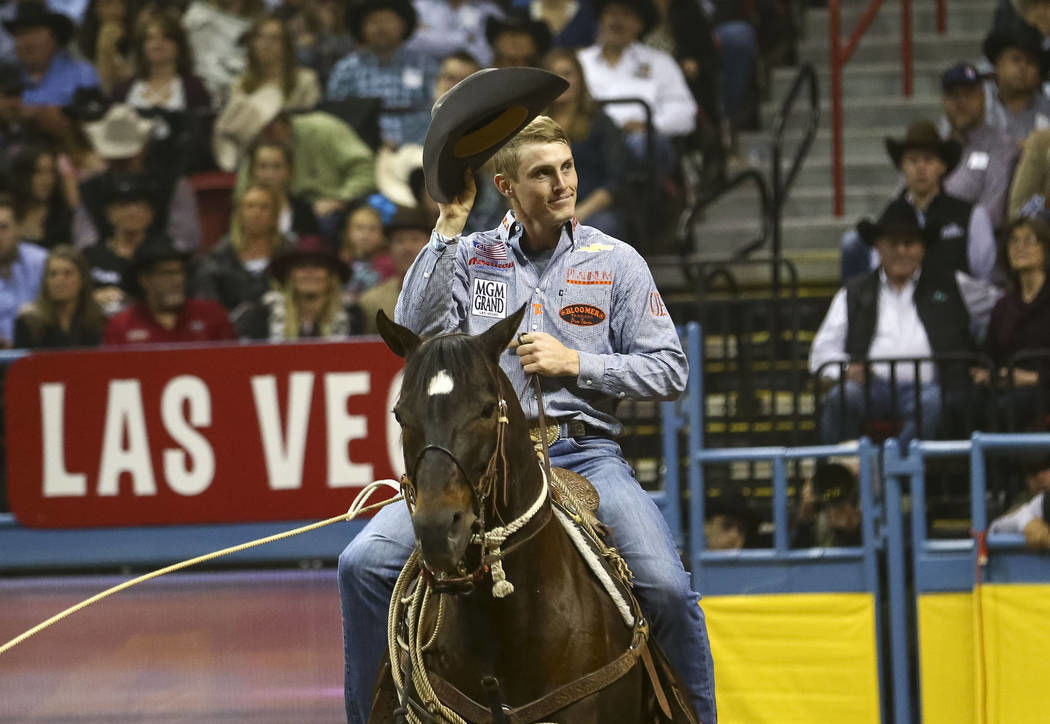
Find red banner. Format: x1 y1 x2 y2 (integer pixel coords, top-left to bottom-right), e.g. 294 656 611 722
6 340 405 528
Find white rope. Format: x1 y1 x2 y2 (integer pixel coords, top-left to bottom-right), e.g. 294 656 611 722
478 463 550 598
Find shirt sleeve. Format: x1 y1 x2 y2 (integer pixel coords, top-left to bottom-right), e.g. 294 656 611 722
967 205 997 282
327 119 377 201
989 493 1044 535
980 138 1020 228
652 52 697 136
954 270 1004 347
394 232 470 336
809 288 849 379
575 247 688 402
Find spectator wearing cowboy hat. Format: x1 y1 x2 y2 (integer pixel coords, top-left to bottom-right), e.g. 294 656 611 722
982 18 1050 143
432 49 479 101
939 62 1019 229
841 119 998 283
103 234 234 345
812 203 999 445
235 234 362 340
486 10 551 68
215 85 375 233
791 460 862 549
406 0 504 67
577 0 696 172
357 204 428 334
326 0 438 148
7 2 99 108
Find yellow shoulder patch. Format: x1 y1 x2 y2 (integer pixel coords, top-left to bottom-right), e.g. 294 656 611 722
577 242 613 253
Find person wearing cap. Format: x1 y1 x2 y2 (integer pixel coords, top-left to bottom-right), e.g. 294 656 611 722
940 62 1019 229
989 452 1050 548
840 119 998 283
103 235 235 345
325 0 438 148
791 460 862 549
235 234 363 340
577 0 696 171
358 204 429 334
812 203 998 445
486 10 552 68
982 19 1050 143
340 106 715 721
405 0 504 68
7 2 99 108
0 191 46 347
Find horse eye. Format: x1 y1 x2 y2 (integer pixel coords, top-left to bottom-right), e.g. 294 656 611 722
481 402 496 419
392 408 403 424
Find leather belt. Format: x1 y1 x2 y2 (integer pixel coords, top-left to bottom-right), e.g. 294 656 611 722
528 420 596 446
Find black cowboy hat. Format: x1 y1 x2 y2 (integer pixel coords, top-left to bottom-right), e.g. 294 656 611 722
62 86 110 122
485 11 553 58
983 19 1050 75
268 234 352 284
592 0 659 37
3 2 74 47
884 119 962 173
347 0 417 44
856 201 925 247
423 67 568 203
121 235 189 298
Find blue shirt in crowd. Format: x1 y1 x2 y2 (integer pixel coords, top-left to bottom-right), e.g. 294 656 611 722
21 50 99 106
0 242 47 343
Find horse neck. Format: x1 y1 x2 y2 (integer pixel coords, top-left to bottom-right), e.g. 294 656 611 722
488 376 547 525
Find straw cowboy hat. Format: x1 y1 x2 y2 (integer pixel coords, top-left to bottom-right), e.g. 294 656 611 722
84 104 156 160
376 144 424 208
212 85 284 172
884 119 962 173
423 67 568 203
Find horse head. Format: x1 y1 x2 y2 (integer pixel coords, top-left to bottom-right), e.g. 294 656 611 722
377 305 529 579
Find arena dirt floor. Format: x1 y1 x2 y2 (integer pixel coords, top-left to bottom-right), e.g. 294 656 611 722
0 569 345 722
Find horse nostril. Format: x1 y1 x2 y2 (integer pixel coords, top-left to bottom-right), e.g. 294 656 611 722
449 511 464 539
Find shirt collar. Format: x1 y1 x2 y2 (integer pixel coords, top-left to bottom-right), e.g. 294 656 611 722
496 210 578 245
878 267 921 293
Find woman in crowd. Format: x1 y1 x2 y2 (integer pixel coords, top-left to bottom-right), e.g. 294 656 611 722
77 0 142 94
338 201 394 302
286 0 354 87
14 245 106 348
236 235 361 340
9 145 74 249
182 0 265 104
191 182 290 314
112 8 213 111
976 216 1050 429
542 48 629 237
246 139 319 241
229 12 320 110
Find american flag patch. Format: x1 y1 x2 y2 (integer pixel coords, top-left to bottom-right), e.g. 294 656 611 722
473 240 508 262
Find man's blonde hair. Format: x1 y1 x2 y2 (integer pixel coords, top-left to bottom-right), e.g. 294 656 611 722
492 115 570 180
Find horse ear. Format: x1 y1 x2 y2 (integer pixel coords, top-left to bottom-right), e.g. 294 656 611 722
376 309 421 358
478 302 528 360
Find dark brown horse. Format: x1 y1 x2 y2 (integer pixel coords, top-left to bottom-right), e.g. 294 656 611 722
371 306 695 723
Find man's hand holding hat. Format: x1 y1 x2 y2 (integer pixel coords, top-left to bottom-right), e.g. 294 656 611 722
434 170 477 239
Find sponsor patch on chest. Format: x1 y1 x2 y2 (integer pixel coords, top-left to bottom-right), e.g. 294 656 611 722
566 268 614 285
471 278 507 318
560 303 606 326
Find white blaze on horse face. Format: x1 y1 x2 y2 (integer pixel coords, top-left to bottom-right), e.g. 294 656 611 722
427 370 455 396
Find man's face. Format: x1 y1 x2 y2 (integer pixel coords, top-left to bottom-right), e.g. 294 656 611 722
496 142 577 231
996 47 1041 97
390 228 428 275
704 514 746 551
900 149 947 197
875 236 925 282
0 208 16 260
13 26 56 71
141 260 186 312
598 3 643 49
942 84 985 133
252 147 291 191
106 199 155 236
434 58 478 99
361 9 405 54
492 31 538 68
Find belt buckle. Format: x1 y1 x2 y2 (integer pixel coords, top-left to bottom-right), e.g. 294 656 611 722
529 423 560 447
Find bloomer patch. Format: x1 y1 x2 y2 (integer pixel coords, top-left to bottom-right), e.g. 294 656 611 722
472 278 507 318
560 304 606 326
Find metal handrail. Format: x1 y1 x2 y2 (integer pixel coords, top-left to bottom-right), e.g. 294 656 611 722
675 168 772 262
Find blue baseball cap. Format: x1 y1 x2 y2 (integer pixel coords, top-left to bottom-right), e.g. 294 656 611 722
941 62 983 91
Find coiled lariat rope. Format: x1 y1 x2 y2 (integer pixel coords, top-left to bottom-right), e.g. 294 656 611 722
0 480 404 658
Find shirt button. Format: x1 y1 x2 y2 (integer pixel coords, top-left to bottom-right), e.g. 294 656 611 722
618 391 625 399
535 287 541 293
531 323 537 329
423 272 429 279
585 379 592 386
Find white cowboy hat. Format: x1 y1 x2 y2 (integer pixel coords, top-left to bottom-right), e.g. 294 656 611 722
83 104 156 160
212 85 284 172
376 144 424 208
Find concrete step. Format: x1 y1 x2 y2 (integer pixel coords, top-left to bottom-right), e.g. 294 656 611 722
761 92 942 128
737 152 900 193
770 61 956 101
798 31 985 65
701 185 894 225
691 214 855 256
652 250 842 290
739 125 920 164
804 2 996 38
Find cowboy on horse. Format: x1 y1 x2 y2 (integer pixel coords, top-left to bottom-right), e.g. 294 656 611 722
338 69 717 723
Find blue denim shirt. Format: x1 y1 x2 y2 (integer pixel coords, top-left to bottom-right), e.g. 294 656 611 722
21 50 99 106
395 211 688 435
0 242 46 343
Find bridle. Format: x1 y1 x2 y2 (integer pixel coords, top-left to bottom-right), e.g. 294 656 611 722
399 367 552 597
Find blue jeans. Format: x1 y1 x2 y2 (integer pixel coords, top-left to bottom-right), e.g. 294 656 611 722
715 21 758 128
338 436 717 723
841 229 877 282
821 378 942 445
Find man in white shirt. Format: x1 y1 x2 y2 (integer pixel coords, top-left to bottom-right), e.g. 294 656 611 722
811 203 997 445
577 0 696 173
